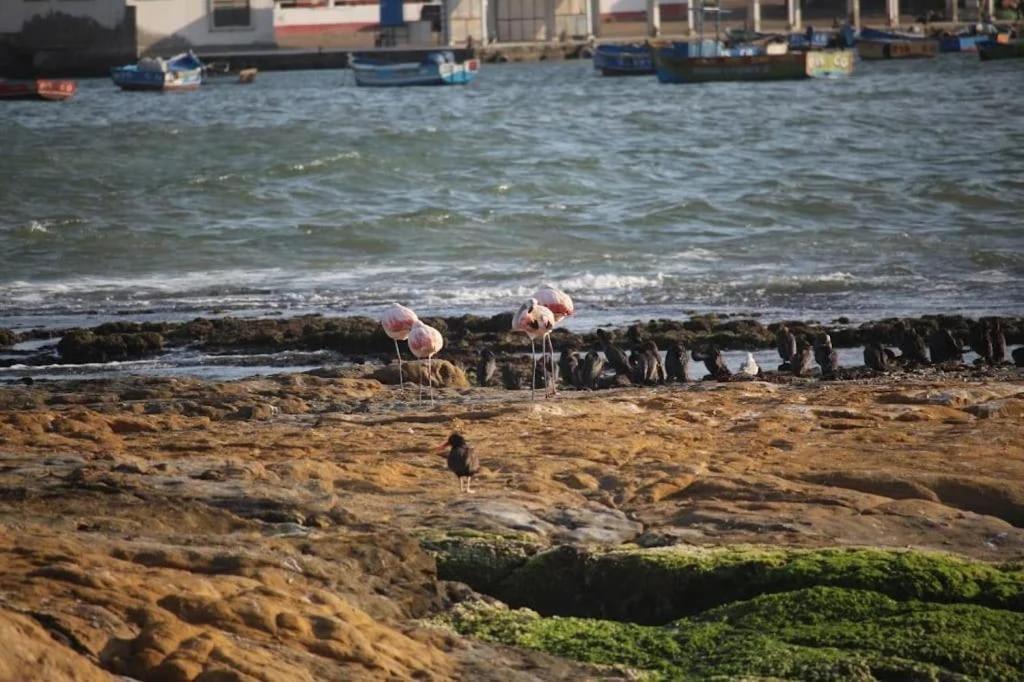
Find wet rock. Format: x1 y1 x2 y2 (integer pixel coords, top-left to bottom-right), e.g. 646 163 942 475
0 329 16 348
57 329 164 364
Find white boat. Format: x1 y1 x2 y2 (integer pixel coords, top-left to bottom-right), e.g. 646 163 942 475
350 51 479 87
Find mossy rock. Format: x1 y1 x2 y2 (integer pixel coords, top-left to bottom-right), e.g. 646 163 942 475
56 330 164 364
480 545 1024 625
440 585 1024 681
419 530 545 593
0 328 16 348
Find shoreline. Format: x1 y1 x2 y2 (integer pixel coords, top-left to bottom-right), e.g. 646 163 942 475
2 311 1022 375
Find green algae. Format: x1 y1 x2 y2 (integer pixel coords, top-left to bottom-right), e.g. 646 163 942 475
440 586 1024 681
487 545 1024 623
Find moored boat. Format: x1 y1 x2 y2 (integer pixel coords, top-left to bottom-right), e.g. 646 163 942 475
593 43 656 76
857 28 938 59
655 44 854 83
857 38 938 59
938 34 990 52
350 51 478 87
0 78 77 101
979 40 1024 60
111 51 204 92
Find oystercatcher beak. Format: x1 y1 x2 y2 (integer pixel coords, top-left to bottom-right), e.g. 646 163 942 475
435 440 450 453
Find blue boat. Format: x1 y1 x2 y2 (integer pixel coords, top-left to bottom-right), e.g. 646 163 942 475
350 51 479 87
592 44 655 76
938 33 993 52
787 30 833 51
111 51 203 92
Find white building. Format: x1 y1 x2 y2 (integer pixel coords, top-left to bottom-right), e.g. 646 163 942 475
0 0 275 58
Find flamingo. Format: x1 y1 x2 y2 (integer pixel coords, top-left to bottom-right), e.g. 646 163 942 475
512 298 555 400
408 319 444 404
380 303 418 388
532 286 574 393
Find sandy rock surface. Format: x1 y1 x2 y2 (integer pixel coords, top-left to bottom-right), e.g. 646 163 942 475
1 370 1022 679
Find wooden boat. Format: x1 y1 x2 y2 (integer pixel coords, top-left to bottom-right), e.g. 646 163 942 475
857 28 937 59
857 39 937 59
0 78 76 101
111 51 204 91
979 40 1024 60
655 46 854 83
350 51 478 87
593 43 656 76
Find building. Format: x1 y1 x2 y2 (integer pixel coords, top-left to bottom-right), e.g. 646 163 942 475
0 0 275 75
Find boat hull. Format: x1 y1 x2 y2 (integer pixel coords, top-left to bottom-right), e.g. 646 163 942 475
857 39 937 59
655 49 853 83
0 78 77 101
593 44 656 76
939 35 988 52
351 58 479 87
112 67 203 91
979 40 1024 60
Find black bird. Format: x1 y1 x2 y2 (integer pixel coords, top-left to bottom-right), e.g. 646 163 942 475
990 318 1007 364
476 349 497 387
792 340 813 377
596 328 631 376
559 349 580 388
813 333 839 378
439 433 480 493
500 364 523 390
1012 346 1024 367
557 348 581 385
927 328 962 364
665 342 689 383
692 346 730 380
970 320 994 365
863 340 888 372
776 325 797 367
896 322 929 365
643 340 666 384
580 350 604 389
630 349 650 385
534 357 557 389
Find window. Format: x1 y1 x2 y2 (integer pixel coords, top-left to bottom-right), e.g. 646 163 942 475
211 0 251 28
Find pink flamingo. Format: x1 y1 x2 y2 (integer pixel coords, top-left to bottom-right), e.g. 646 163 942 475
380 303 418 387
533 286 574 391
512 298 555 400
408 319 444 404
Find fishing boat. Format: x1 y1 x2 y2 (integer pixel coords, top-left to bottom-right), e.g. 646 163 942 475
979 40 1024 60
656 46 854 82
111 51 204 91
654 1 852 84
857 27 938 59
938 34 991 52
350 51 479 87
593 43 656 76
0 78 76 101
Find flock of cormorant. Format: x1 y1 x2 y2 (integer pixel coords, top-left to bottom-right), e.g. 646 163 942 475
475 317 1021 390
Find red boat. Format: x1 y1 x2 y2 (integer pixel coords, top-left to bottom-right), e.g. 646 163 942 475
0 79 77 101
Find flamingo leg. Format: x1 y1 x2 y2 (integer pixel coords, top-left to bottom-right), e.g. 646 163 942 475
546 334 558 396
394 339 404 388
418 358 423 402
428 355 434 405
530 338 537 402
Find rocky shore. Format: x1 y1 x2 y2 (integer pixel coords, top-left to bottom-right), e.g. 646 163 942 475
0 362 1022 679
3 312 1022 368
